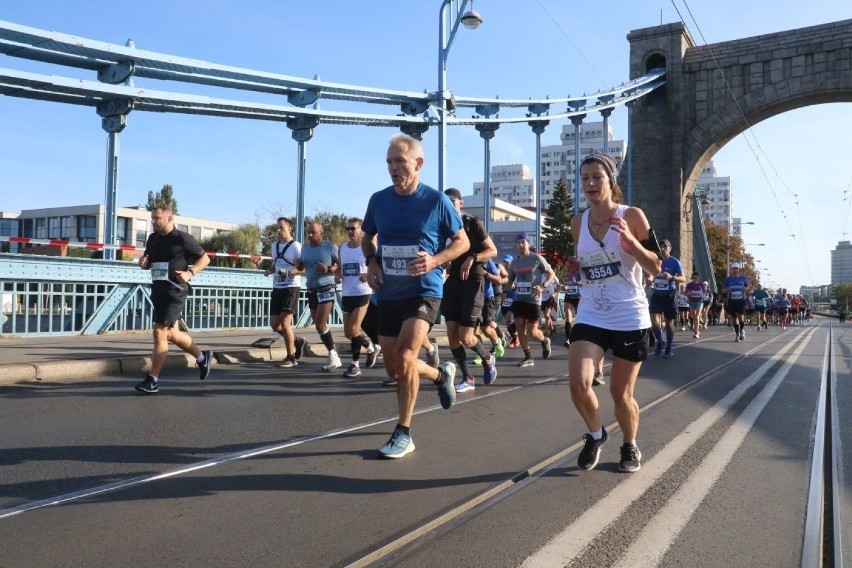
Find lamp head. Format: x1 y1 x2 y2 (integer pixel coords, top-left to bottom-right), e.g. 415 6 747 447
460 9 482 29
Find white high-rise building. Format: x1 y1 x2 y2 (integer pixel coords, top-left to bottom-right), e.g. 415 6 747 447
472 164 536 208
696 160 732 231
472 121 626 212
540 121 626 211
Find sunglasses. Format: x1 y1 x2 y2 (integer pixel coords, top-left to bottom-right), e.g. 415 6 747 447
346 227 358 231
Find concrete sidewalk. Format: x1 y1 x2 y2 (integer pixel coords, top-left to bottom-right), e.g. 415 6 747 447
0 325 451 384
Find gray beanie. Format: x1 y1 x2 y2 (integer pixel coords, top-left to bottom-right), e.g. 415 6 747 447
580 152 618 184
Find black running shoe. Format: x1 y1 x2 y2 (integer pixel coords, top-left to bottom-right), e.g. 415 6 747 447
619 443 642 473
577 427 608 470
365 344 382 369
197 350 213 380
294 337 307 360
135 374 159 394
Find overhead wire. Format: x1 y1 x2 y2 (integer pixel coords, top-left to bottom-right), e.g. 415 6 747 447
533 0 609 87
673 0 818 286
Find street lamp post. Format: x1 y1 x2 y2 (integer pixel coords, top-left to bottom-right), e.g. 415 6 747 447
726 220 755 272
437 0 481 192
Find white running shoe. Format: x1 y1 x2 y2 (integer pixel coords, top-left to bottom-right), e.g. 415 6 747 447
323 351 342 372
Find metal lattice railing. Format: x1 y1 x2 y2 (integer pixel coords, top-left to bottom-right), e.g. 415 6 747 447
0 254 343 337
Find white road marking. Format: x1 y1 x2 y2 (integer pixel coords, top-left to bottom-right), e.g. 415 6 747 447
614 326 817 567
522 328 815 567
0 376 560 521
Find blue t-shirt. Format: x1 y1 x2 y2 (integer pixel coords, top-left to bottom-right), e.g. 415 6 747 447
723 275 749 301
564 273 582 298
300 241 339 290
483 259 499 298
651 256 684 296
362 183 462 301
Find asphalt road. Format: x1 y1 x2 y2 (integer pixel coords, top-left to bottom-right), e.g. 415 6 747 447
2 320 851 567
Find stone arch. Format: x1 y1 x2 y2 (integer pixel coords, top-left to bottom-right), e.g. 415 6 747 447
684 89 852 186
627 18 852 272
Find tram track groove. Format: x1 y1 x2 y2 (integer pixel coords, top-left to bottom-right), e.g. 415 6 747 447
344 328 814 567
803 323 842 568
1 324 824 568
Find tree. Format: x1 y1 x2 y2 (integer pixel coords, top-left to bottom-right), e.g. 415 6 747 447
199 223 262 269
835 283 852 310
703 220 758 291
541 177 575 278
305 210 349 246
146 184 179 214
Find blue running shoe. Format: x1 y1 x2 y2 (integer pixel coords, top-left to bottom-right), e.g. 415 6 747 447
483 354 497 385
654 346 663 358
378 426 415 459
436 361 457 409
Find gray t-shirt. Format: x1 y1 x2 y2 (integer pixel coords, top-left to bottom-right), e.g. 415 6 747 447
508 253 551 305
300 241 339 290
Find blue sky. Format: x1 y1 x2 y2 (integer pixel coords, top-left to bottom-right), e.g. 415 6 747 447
1 1 851 291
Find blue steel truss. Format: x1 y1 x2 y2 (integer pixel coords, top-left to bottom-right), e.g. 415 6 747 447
0 19 665 126
0 18 678 337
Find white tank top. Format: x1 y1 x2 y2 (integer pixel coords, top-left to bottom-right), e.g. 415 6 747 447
575 205 651 331
339 242 373 297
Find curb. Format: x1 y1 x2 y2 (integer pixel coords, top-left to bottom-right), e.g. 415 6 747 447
0 334 450 385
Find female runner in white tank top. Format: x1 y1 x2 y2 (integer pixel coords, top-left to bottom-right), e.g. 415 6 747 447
564 152 662 474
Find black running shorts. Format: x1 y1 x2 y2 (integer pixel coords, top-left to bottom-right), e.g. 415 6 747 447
441 277 484 328
377 297 441 337
269 287 300 317
570 323 649 362
151 285 187 328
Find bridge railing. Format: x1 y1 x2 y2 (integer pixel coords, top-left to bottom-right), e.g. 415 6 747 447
0 254 343 337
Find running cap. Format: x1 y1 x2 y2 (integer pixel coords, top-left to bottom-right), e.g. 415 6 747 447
659 239 672 248
444 188 462 201
502 254 513 262
731 262 742 269
516 232 529 242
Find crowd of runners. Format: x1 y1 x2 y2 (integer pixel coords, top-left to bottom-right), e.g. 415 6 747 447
133 134 817 471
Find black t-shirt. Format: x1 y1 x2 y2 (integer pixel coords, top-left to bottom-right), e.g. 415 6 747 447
448 214 488 280
143 228 206 286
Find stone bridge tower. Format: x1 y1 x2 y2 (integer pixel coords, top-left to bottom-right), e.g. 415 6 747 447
626 19 852 272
